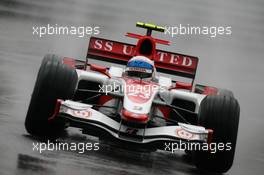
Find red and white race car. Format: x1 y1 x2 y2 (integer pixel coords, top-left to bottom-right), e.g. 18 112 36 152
25 22 240 173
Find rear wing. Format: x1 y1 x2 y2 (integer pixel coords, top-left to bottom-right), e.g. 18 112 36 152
87 37 198 80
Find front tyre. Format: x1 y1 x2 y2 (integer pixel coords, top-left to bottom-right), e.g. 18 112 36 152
25 54 78 139
194 95 240 173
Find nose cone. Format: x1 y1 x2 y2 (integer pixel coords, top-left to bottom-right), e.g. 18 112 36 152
121 109 149 123
122 78 159 119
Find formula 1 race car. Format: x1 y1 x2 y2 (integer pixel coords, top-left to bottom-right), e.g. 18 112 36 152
25 22 240 173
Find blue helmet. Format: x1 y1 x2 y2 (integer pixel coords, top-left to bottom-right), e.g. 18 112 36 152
125 56 154 78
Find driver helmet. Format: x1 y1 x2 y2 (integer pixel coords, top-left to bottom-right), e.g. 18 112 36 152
125 56 155 79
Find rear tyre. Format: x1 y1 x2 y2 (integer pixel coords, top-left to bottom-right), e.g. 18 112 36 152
194 95 240 173
25 54 78 139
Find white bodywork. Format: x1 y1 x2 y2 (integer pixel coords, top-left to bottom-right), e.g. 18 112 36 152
76 68 206 114
54 67 209 144
58 100 209 143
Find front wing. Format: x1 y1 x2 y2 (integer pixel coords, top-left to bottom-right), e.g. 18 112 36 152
50 100 211 144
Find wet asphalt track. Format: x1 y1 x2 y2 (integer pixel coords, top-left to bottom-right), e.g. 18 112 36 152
0 0 264 174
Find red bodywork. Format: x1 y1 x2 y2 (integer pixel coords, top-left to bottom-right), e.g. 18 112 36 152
85 31 199 123
87 37 198 79
52 27 215 145
122 109 149 123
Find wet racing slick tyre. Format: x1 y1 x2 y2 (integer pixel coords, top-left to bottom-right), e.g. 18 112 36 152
25 54 78 139
194 95 240 173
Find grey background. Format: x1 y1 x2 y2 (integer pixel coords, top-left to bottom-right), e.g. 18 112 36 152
0 0 263 174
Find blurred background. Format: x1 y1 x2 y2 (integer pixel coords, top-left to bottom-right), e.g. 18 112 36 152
0 0 263 174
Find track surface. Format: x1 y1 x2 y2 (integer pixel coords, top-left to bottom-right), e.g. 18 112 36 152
0 0 264 174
